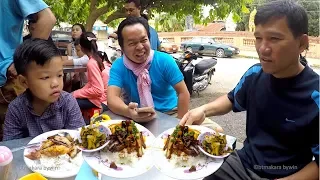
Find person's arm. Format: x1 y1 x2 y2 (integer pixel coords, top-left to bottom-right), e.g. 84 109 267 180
64 94 86 129
3 104 24 141
31 8 56 39
202 94 233 116
162 53 189 117
277 161 318 180
63 55 89 66
73 61 104 99
174 81 190 118
180 64 261 125
108 86 156 122
107 86 132 118
62 56 74 65
67 43 72 56
107 59 131 117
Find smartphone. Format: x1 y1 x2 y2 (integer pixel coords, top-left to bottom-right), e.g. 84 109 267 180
136 107 155 113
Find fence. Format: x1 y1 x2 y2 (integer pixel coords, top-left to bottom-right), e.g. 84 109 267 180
158 31 320 59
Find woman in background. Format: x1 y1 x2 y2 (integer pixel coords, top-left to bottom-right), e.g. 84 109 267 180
72 32 108 119
67 23 86 56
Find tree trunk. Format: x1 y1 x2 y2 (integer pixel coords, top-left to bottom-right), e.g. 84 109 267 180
85 11 99 31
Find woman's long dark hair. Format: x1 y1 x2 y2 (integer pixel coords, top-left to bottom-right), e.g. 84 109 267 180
80 32 104 72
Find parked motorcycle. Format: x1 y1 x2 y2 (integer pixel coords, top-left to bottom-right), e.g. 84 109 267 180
174 46 217 96
107 46 122 63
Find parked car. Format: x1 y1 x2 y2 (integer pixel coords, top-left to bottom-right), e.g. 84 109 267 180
51 30 72 55
180 37 240 58
160 38 178 53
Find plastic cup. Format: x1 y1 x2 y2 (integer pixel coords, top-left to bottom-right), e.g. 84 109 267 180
0 146 13 180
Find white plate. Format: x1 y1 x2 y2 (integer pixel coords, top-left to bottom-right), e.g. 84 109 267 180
152 126 224 180
77 124 111 153
83 120 156 178
23 129 83 178
197 131 232 159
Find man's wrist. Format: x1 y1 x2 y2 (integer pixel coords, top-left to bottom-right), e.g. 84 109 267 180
201 104 208 117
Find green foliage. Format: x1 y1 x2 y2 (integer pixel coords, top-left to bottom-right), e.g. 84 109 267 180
236 0 319 37
45 0 252 30
155 13 185 32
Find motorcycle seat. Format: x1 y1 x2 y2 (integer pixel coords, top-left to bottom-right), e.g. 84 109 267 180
194 58 217 75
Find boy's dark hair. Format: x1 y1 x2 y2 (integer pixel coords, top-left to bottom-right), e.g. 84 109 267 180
72 23 86 41
74 38 80 46
125 0 141 7
14 39 61 75
80 32 104 72
117 16 150 49
254 0 308 37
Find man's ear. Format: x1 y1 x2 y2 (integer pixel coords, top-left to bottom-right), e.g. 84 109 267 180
299 34 309 54
18 75 28 89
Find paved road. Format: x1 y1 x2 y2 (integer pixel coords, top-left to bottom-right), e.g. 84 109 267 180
173 54 320 143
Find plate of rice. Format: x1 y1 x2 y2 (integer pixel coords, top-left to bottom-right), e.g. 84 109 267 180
152 125 224 180
83 120 155 178
23 130 83 178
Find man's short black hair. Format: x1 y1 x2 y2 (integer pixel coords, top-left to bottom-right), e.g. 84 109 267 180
117 16 150 49
254 0 308 37
14 39 61 75
125 0 141 7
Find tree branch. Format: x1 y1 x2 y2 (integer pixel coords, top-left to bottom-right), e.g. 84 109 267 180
90 0 98 11
103 10 127 24
96 4 111 16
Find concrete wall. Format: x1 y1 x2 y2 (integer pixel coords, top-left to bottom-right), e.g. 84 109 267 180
158 31 320 59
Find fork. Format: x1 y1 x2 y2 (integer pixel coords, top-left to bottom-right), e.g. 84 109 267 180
11 142 41 152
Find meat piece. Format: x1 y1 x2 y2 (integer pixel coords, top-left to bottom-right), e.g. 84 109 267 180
41 140 54 149
40 145 71 157
136 133 143 157
53 136 72 147
121 121 127 129
25 151 41 160
182 147 196 156
117 135 124 144
189 165 196 172
140 132 146 149
68 146 80 158
163 135 170 150
189 145 200 156
107 141 119 151
183 126 188 135
112 144 125 152
110 162 117 169
165 136 174 159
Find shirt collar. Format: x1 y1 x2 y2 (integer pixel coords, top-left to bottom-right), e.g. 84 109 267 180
23 89 62 115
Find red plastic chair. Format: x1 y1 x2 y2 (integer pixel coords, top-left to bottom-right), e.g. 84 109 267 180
81 108 101 124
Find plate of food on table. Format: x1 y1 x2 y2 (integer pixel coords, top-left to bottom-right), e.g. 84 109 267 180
75 122 111 153
152 125 233 180
82 120 156 178
23 130 83 178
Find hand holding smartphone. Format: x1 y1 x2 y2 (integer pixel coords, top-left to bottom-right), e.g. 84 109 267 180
135 107 155 114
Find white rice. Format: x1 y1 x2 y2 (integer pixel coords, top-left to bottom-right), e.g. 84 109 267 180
165 151 207 168
101 149 140 167
31 153 82 173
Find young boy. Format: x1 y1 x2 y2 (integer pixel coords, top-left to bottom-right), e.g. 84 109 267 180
3 39 86 141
